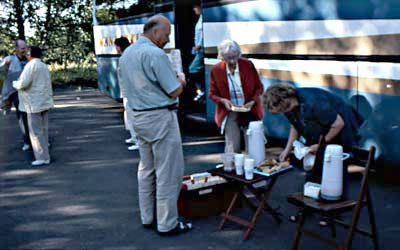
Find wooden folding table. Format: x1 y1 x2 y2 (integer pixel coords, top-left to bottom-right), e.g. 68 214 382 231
208 167 291 240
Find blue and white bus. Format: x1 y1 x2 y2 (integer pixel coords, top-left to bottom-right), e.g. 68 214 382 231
93 0 400 174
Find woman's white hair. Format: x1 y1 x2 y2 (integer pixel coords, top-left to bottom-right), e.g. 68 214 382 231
217 39 242 60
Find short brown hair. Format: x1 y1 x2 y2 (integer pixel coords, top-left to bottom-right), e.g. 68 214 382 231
263 83 297 112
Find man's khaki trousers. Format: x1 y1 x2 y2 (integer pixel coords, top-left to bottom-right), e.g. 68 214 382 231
132 109 184 232
27 110 49 161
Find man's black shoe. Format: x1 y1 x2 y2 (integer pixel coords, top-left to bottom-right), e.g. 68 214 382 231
142 222 157 230
157 220 193 236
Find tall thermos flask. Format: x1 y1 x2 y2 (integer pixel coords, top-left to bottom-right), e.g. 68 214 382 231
321 144 349 200
246 121 266 166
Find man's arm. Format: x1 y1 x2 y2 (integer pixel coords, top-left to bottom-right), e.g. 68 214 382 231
168 73 186 98
0 56 11 71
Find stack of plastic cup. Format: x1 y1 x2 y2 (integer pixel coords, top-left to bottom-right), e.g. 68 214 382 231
244 158 255 180
223 153 235 172
234 154 244 175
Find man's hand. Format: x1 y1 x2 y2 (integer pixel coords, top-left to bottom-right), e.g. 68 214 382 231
193 45 201 52
220 98 232 111
177 72 186 88
4 59 11 65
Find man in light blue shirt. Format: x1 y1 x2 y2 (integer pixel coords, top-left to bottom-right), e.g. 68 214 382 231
119 15 192 236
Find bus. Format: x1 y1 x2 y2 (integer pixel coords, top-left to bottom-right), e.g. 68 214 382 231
93 0 400 176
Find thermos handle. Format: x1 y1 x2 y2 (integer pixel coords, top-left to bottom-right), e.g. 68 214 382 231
342 153 350 160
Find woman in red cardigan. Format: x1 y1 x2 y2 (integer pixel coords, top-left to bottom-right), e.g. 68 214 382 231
209 40 264 153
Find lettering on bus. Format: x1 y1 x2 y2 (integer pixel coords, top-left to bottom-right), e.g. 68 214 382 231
98 33 142 47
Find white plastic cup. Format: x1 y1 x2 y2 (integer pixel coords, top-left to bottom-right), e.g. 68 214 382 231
244 158 255 180
222 153 235 172
234 154 244 175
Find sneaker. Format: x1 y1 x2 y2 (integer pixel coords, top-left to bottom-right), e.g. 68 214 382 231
125 137 135 144
22 143 30 151
193 90 204 101
157 220 193 236
128 144 139 151
31 159 50 166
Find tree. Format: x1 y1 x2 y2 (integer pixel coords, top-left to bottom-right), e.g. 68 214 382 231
0 0 94 65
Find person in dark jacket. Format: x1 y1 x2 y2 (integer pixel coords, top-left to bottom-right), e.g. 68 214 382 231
264 83 364 225
264 83 363 162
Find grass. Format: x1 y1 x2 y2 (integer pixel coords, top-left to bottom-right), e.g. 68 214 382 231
50 62 97 87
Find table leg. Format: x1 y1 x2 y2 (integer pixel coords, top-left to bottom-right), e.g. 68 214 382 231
243 195 265 240
219 190 240 230
247 177 282 224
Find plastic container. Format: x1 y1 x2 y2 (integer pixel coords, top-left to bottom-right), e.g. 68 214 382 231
222 153 235 172
303 153 315 171
246 121 266 166
244 158 255 180
304 182 321 199
234 154 244 175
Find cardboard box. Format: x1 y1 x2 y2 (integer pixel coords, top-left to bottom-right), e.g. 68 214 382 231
178 176 237 219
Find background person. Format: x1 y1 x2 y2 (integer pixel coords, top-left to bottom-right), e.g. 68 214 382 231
209 39 264 153
119 15 192 236
13 46 54 166
188 1 204 101
0 39 31 151
114 36 138 151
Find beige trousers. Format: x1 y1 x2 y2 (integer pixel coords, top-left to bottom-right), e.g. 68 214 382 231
132 109 184 232
224 112 248 153
123 98 136 140
27 111 50 161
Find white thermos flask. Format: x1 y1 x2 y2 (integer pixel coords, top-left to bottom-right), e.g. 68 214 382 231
246 121 266 166
321 144 349 200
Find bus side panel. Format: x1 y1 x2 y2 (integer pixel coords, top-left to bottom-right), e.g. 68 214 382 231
96 57 120 99
356 62 400 165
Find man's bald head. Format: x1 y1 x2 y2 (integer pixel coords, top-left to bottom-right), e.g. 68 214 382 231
15 39 26 58
143 15 171 48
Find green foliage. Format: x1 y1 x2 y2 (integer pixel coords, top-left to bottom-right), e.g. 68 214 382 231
0 0 166 88
50 54 97 86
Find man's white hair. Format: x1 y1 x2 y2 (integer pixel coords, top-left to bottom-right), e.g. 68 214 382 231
217 39 242 60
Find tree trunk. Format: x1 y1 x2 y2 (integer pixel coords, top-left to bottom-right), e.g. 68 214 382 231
13 0 25 40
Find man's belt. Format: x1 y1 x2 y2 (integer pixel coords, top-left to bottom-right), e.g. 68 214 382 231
132 103 178 112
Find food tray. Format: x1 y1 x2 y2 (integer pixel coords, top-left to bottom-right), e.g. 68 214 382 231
253 165 293 177
231 105 250 112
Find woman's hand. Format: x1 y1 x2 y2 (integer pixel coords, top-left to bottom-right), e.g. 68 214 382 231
244 100 255 110
220 98 232 111
279 148 290 162
309 144 319 154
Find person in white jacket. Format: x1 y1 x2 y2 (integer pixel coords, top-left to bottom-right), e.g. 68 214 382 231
13 46 54 166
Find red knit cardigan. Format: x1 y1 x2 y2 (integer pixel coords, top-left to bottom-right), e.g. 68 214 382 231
208 58 264 127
